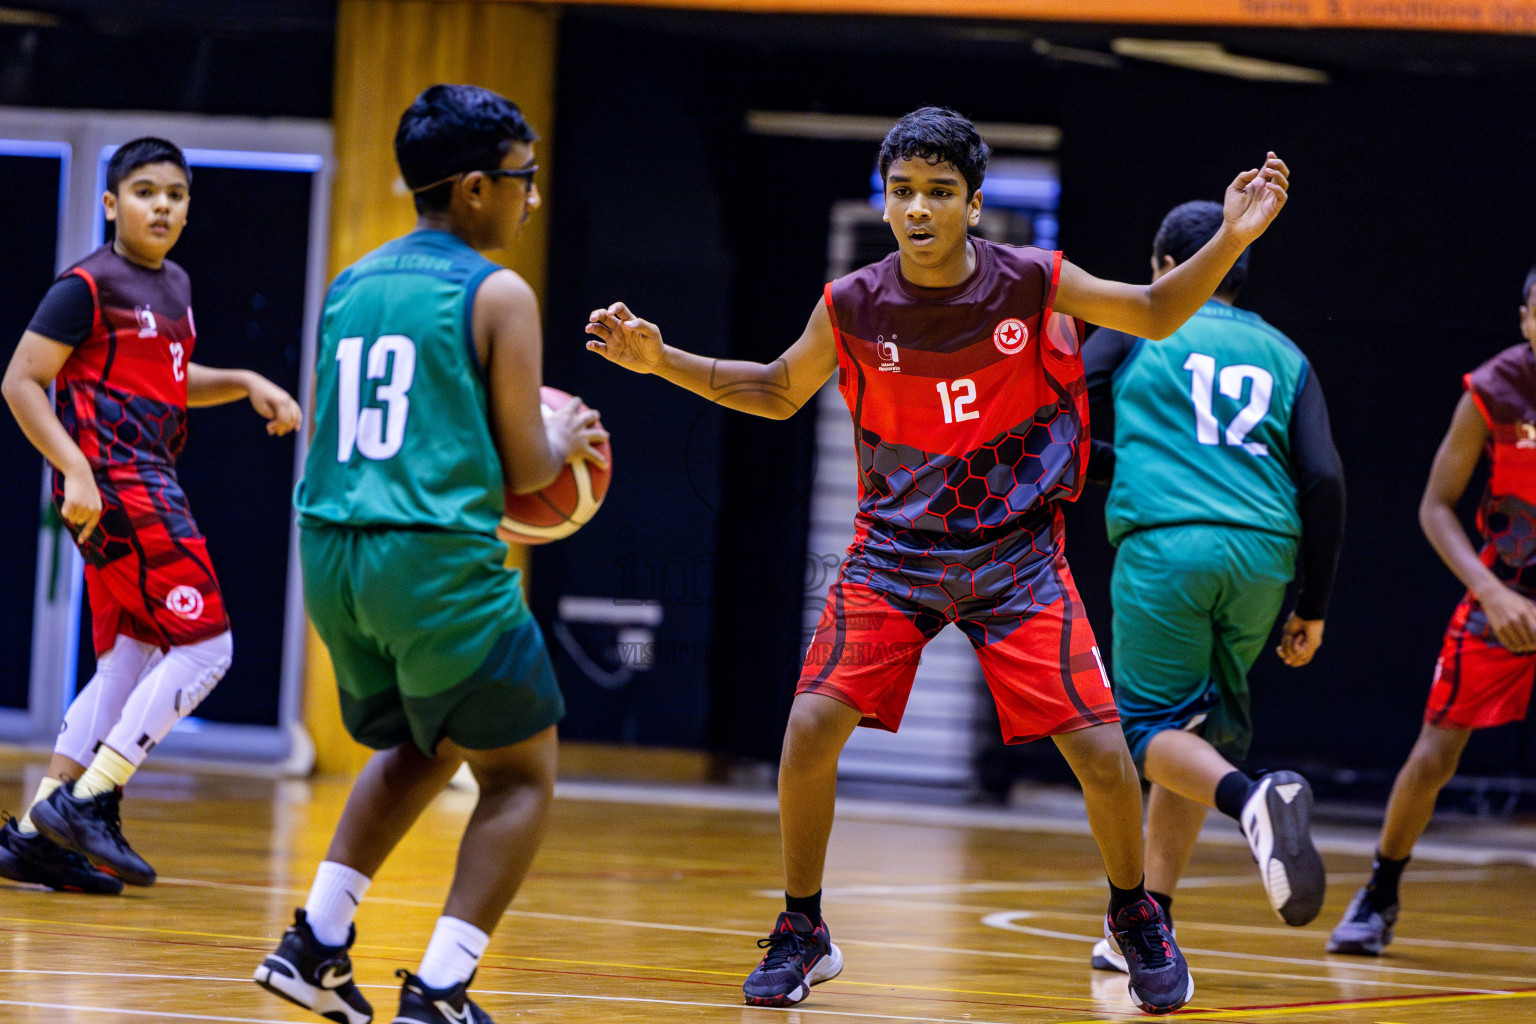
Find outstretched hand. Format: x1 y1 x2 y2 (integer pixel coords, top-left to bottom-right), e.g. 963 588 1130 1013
1223 152 1290 244
585 302 665 374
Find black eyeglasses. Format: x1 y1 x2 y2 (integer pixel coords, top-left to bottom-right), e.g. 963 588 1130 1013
480 165 538 183
409 166 539 194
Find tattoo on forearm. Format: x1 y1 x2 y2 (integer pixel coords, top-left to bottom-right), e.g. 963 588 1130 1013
705 357 797 411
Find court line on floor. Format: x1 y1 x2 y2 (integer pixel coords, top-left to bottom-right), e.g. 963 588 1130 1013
551 781 1536 867
0 974 1079 1024
979 911 1535 989
123 875 1536 985
1052 986 1536 1023
0 998 295 1023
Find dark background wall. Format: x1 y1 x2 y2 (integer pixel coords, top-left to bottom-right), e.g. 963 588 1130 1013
4 2 1534 790
540 8 1536 791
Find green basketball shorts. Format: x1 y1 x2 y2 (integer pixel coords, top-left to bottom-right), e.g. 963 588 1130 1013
1110 523 1295 771
300 525 564 754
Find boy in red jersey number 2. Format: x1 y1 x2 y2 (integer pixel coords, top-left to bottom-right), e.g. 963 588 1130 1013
586 107 1289 1015
1 138 300 892
1327 266 1536 956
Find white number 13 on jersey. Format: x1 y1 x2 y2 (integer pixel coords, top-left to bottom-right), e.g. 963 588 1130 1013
335 334 417 461
1182 353 1272 456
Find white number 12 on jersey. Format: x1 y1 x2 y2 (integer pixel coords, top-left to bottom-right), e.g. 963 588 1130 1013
1182 353 1272 456
936 378 979 424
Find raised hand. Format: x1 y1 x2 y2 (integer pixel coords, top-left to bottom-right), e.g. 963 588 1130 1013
1223 152 1290 244
585 302 665 374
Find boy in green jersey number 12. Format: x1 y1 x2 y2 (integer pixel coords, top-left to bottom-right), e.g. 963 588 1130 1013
1081 200 1345 968
252 84 606 1024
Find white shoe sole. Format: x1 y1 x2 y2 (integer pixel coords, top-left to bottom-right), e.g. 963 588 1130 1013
254 957 373 1024
1240 771 1326 926
1090 937 1127 973
1129 970 1194 1015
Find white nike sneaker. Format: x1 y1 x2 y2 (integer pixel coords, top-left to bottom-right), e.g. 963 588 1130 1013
254 908 374 1024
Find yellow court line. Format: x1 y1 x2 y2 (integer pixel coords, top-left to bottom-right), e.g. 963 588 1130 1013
1051 987 1536 1023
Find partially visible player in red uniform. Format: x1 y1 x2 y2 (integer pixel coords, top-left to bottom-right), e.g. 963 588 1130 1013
0 137 300 892
1328 265 1536 956
586 107 1289 1015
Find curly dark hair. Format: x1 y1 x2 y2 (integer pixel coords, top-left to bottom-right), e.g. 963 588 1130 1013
878 107 989 198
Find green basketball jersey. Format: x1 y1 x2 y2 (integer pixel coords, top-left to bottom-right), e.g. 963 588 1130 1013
296 230 505 533
1105 301 1308 546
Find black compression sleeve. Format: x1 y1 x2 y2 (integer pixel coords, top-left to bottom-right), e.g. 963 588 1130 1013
1288 368 1346 620
1082 327 1138 485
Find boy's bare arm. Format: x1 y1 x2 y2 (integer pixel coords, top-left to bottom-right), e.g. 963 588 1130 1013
1056 154 1290 340
477 270 606 495
2 330 101 539
1421 391 1536 652
584 299 837 420
186 363 302 435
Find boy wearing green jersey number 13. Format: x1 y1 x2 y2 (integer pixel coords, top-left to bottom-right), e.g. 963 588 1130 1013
1081 201 1345 971
252 84 606 1024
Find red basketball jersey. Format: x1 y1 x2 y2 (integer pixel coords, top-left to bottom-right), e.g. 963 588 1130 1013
825 239 1088 539
51 245 196 470
1464 342 1536 592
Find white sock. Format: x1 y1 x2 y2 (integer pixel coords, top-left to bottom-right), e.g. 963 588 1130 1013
16 778 62 835
416 916 489 990
304 860 372 948
73 746 136 799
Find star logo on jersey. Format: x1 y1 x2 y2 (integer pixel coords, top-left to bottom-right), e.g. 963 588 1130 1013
993 318 1028 355
1518 422 1536 449
165 585 204 620
876 338 901 373
136 304 159 338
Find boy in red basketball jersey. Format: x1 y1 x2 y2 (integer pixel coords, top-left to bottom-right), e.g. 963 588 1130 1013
587 107 1289 1015
0 137 300 892
1328 265 1536 956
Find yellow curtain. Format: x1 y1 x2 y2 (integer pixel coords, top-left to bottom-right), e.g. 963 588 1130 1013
307 0 559 774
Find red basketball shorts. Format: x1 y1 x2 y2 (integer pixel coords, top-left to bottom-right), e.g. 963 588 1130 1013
798 546 1117 744
1426 594 1536 730
71 466 229 656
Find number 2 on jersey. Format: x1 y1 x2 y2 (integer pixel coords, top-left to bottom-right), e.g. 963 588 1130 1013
335 334 417 461
1182 353 1272 456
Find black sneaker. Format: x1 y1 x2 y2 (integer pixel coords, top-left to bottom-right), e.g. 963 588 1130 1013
1106 898 1193 1015
1239 770 1326 926
253 908 373 1024
0 814 124 894
742 911 844 1007
1326 886 1399 956
30 784 156 887
394 968 494 1023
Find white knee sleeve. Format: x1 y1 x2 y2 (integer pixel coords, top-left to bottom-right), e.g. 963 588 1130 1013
103 631 233 767
56 635 160 765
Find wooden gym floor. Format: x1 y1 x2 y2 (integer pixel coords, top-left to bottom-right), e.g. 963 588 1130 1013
0 749 1531 1024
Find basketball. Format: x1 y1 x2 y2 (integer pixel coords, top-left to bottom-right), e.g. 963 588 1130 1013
497 386 612 545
